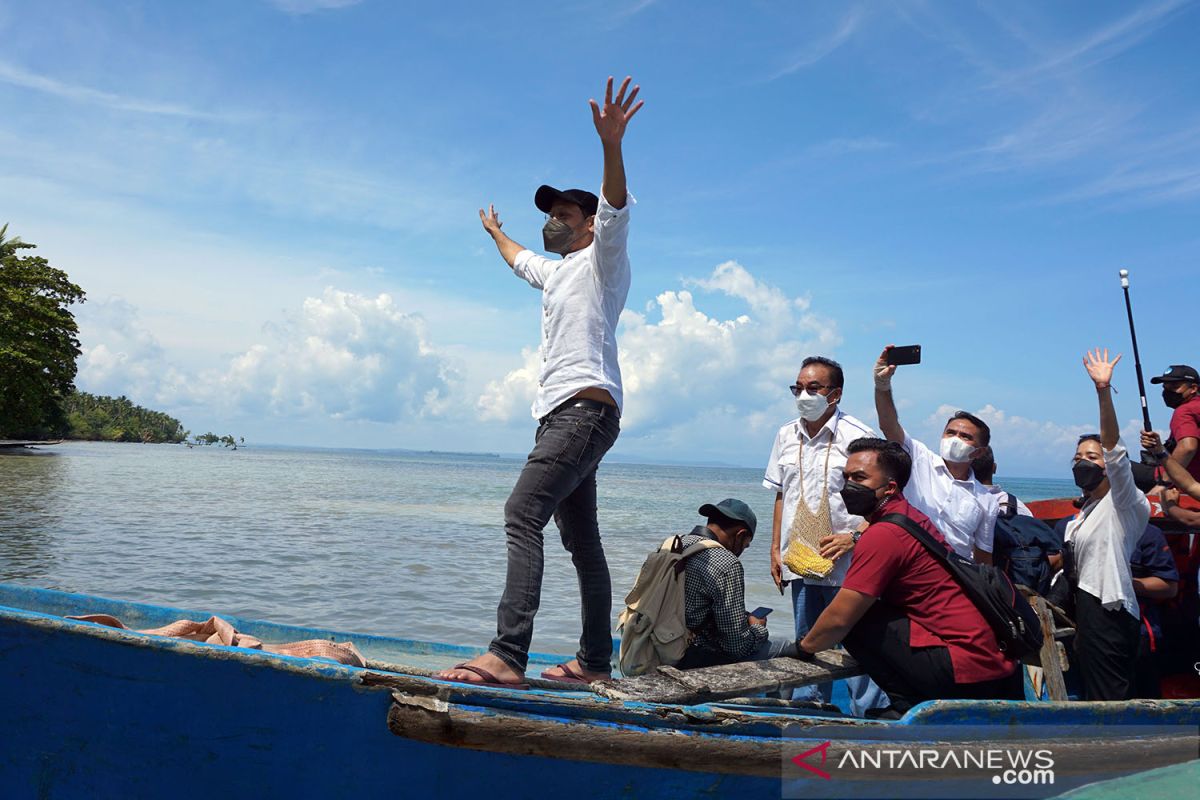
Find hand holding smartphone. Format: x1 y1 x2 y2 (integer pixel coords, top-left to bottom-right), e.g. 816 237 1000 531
749 606 773 619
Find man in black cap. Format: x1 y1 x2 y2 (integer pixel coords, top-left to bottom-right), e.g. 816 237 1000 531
677 499 800 668
436 77 643 689
1143 364 1200 486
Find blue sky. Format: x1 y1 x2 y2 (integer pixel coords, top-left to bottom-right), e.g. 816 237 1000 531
3 0 1198 476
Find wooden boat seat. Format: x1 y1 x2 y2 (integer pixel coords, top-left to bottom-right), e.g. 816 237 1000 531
593 650 862 704
595 596 1078 705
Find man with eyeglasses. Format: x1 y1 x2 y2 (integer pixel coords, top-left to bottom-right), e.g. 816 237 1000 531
763 356 889 715
435 77 642 689
874 346 996 564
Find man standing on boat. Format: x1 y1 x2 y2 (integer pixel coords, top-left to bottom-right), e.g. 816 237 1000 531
873 346 997 564
436 77 643 689
763 356 889 714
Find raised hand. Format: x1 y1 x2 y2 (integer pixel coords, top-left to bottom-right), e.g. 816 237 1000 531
479 204 503 238
874 346 897 389
590 76 643 145
1083 347 1122 389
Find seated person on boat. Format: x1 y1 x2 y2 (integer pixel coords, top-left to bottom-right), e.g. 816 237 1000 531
873 346 996 564
1058 349 1151 701
795 437 1023 716
675 499 798 669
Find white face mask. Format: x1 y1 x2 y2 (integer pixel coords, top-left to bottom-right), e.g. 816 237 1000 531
795 390 831 422
939 435 976 464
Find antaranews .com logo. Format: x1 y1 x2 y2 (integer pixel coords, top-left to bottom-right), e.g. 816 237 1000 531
781 723 1198 799
792 740 1054 785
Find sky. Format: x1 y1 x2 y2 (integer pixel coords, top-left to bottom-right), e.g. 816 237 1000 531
3 0 1198 477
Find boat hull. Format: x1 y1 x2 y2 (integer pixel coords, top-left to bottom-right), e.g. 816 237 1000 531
1 588 775 799
2 585 1197 799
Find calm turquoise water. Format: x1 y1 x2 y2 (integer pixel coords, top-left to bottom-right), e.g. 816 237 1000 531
0 442 1076 657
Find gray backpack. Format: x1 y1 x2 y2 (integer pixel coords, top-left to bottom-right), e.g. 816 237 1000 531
617 535 721 677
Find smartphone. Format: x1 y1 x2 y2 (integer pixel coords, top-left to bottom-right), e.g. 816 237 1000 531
886 345 921 366
749 606 773 619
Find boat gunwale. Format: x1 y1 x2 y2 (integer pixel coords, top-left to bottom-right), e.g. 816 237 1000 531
5 583 1199 735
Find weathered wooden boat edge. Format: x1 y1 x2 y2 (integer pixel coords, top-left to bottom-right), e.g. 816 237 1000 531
3 583 1198 799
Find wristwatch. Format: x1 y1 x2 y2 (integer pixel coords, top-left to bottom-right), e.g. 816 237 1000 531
851 530 863 544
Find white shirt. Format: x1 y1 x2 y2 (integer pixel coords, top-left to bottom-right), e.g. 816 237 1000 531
511 192 633 420
1064 440 1151 619
763 409 878 586
901 434 995 560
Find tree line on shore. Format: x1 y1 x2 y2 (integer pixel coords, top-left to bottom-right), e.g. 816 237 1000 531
63 391 188 443
1 223 241 447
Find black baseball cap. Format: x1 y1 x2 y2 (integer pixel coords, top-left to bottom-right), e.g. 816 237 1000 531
698 498 758 535
534 185 599 217
1150 364 1199 384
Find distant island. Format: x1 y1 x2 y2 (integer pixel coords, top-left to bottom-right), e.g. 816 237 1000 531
62 392 187 443
58 391 243 448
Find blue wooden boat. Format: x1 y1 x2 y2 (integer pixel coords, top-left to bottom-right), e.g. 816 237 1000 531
2 584 1197 799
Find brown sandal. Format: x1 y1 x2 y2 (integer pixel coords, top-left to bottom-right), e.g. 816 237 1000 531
441 662 530 690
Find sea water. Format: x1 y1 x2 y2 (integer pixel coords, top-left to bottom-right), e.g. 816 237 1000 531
0 442 1076 657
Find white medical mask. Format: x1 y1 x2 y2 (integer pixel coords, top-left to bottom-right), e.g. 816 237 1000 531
939 435 976 463
795 390 831 422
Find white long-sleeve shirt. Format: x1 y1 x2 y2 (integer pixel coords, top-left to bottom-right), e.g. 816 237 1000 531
1064 440 1151 619
901 434 995 560
510 192 633 420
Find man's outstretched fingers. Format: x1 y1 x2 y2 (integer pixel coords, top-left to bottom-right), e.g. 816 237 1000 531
622 84 640 112
615 75 631 104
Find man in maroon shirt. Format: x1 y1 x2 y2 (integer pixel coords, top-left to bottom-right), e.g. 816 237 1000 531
797 437 1022 715
1144 364 1200 483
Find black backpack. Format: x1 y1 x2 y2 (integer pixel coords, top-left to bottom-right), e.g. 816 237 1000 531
991 494 1060 596
880 513 1044 661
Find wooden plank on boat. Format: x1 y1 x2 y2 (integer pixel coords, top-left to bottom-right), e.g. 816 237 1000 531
592 650 861 704
1030 595 1069 701
386 690 783 777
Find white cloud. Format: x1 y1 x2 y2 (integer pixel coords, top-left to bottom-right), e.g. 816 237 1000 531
213 288 456 422
0 59 231 120
769 7 865 80
478 261 841 439
77 289 457 426
266 0 363 14
75 298 189 405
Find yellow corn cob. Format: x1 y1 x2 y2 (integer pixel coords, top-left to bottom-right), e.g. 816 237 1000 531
784 542 835 579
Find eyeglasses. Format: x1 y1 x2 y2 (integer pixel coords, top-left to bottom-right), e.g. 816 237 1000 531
789 383 834 397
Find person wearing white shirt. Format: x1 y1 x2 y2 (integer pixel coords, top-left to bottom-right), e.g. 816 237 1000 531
872 346 995 564
436 77 644 690
1063 348 1151 701
764 356 889 715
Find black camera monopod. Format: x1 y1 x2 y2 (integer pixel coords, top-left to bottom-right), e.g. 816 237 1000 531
1119 269 1158 466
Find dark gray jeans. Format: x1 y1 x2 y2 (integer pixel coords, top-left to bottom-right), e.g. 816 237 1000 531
488 403 620 674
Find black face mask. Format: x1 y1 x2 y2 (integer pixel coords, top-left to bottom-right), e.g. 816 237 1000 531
1162 387 1185 409
1072 460 1105 493
542 218 586 255
841 480 883 517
